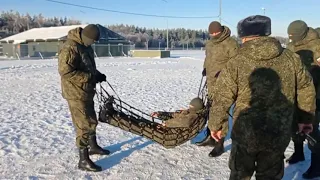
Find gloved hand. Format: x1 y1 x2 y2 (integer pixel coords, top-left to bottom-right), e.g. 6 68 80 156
96 73 106 83
202 68 206 76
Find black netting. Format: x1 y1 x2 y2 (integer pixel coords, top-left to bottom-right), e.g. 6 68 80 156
96 78 210 148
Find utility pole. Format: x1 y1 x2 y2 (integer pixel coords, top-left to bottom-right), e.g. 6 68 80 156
219 0 222 23
161 0 169 50
166 19 169 50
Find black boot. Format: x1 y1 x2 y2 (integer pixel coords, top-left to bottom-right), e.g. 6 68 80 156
88 135 110 155
302 153 320 179
286 142 305 164
78 148 102 172
208 138 225 157
195 128 217 147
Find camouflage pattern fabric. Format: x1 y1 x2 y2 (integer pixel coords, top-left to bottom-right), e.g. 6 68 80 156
156 110 199 128
287 27 320 151
68 100 98 148
98 105 207 148
208 37 316 153
58 27 103 148
287 27 320 69
203 26 239 97
315 27 320 36
229 142 285 180
155 111 178 120
58 27 103 101
287 27 320 99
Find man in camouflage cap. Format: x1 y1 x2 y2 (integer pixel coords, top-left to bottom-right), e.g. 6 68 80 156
287 20 320 179
58 24 109 172
209 15 315 179
195 21 239 158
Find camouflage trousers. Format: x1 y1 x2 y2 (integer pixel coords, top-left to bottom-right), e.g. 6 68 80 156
67 100 98 148
229 142 284 180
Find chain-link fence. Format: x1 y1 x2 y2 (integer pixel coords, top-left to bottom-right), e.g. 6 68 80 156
0 42 205 60
0 42 135 60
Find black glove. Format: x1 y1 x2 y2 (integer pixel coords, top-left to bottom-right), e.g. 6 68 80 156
202 68 206 76
96 73 106 83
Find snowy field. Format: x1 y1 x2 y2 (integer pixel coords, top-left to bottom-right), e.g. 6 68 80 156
0 50 315 179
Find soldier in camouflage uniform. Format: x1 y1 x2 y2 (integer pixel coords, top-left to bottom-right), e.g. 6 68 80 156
209 15 316 180
196 21 239 158
286 20 320 179
151 97 204 128
58 24 110 172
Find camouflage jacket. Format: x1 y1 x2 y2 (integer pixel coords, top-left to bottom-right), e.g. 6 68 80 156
287 27 320 69
156 110 201 128
208 37 316 152
204 26 239 92
315 28 320 37
58 27 102 101
287 27 320 97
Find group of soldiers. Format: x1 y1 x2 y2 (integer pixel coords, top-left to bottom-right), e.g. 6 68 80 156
57 15 320 179
196 16 320 179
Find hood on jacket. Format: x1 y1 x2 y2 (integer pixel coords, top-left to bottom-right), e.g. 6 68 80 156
293 27 320 46
67 27 84 45
241 37 283 61
211 26 231 44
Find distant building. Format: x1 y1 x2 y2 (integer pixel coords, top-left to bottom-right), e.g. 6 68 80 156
0 24 130 59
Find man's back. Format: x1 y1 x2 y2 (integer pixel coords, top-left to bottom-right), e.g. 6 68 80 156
209 36 315 152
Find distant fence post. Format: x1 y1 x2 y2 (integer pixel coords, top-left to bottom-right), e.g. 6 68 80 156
16 53 20 60
108 44 112 57
119 43 124 56
39 52 44 59
93 44 97 57
94 51 99 59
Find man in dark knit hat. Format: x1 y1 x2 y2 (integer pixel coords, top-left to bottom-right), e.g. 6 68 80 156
58 24 109 172
286 20 320 179
209 15 315 179
195 21 239 158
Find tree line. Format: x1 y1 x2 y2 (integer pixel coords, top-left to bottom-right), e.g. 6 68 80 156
107 24 289 49
0 10 81 38
0 10 289 48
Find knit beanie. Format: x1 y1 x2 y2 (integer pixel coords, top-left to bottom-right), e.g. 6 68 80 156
82 24 100 41
189 98 204 111
209 21 223 34
287 20 308 42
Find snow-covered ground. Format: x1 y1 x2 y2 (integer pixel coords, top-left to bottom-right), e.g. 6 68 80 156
0 50 316 179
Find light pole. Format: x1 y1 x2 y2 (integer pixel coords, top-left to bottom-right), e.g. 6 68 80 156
261 7 266 15
219 0 222 23
161 0 169 50
166 19 169 50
